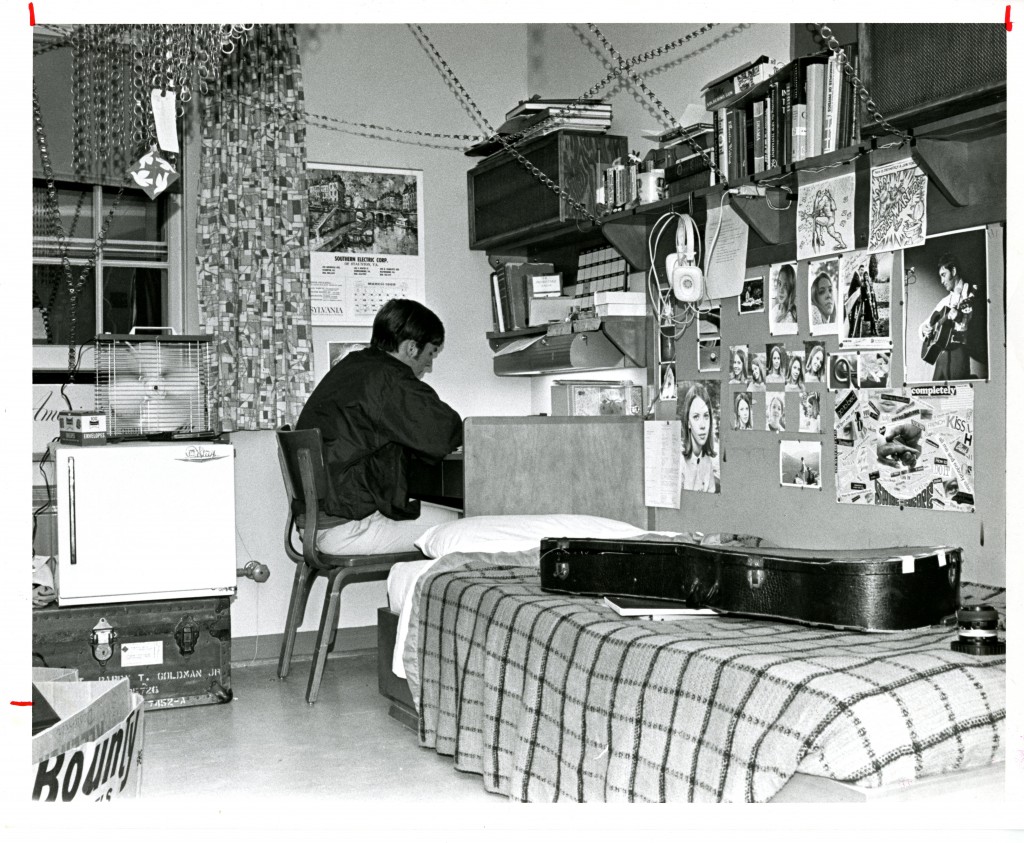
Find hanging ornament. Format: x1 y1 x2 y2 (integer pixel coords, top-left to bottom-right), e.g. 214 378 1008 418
129 145 179 199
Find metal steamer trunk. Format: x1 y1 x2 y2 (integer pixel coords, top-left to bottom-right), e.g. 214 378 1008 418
33 597 232 710
539 538 962 631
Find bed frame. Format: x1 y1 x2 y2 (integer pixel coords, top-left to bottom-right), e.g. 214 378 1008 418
376 415 1005 802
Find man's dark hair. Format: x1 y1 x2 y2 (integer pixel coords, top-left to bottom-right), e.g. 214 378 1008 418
937 252 960 277
370 299 445 353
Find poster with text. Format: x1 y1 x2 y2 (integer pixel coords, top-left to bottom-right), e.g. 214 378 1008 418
833 385 975 512
307 163 424 326
868 157 927 253
796 172 855 260
902 227 989 384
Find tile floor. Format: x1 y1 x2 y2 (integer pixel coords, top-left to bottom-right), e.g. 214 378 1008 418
141 651 502 803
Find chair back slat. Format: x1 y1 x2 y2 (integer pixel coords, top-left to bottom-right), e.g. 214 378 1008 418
276 426 330 515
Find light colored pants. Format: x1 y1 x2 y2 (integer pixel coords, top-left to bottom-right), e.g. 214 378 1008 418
315 507 458 556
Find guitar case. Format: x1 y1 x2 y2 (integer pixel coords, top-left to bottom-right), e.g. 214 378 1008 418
538 537 961 631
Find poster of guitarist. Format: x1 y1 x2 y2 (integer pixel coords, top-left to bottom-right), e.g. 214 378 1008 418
904 228 988 384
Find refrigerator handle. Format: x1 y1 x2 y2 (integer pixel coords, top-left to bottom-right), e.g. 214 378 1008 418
67 456 77 566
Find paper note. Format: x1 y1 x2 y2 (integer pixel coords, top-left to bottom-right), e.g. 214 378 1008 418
703 202 749 299
644 420 682 509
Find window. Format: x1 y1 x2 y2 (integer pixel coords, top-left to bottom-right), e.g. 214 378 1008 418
32 179 182 370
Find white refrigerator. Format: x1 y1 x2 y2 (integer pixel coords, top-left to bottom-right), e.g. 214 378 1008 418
52 441 238 606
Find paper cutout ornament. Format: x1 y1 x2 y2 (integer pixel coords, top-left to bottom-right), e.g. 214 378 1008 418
129 146 180 199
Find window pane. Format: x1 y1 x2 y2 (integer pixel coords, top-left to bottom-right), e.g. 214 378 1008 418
32 263 96 346
32 182 95 256
102 187 166 242
102 266 167 334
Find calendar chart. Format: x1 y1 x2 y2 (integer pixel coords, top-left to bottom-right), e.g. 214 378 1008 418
307 162 425 326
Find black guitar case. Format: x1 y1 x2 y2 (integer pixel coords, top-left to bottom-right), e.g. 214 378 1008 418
539 537 961 631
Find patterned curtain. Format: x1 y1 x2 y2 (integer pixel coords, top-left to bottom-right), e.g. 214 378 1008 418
196 24 313 430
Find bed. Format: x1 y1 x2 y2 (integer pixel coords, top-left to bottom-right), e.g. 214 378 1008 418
376 416 1007 803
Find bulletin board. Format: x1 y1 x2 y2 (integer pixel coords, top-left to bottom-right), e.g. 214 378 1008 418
653 221 1005 588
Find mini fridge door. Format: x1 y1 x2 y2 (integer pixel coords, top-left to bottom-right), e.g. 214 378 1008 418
54 441 237 605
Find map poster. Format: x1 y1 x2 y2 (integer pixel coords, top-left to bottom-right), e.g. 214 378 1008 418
833 384 975 512
306 163 425 326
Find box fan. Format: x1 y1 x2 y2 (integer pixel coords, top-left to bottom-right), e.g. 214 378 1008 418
94 330 219 440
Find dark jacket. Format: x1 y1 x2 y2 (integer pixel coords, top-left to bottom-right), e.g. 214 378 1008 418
295 346 463 521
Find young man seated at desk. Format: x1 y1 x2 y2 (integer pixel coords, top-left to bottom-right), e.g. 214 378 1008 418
296 298 463 555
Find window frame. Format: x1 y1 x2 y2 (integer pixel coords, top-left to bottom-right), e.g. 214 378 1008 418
32 182 184 373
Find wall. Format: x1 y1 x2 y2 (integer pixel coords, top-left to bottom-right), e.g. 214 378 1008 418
229 23 533 640
523 23 792 414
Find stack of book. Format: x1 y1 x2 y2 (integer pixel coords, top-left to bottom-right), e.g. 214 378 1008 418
489 261 559 332
642 121 718 196
466 97 613 157
707 46 858 181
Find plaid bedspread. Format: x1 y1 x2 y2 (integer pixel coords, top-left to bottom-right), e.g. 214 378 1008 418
411 552 1006 803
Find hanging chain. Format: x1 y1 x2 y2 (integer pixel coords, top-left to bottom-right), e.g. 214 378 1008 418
816 23 911 142
34 82 129 376
505 25 717 149
587 24 728 187
410 23 603 224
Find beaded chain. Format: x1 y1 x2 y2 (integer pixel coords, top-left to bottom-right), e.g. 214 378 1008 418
816 23 912 142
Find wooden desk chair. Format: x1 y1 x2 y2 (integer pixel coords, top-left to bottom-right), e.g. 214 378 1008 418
275 426 425 705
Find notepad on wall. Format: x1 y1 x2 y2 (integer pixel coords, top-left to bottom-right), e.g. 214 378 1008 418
603 595 717 618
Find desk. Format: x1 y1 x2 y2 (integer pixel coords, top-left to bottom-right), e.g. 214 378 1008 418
407 451 464 510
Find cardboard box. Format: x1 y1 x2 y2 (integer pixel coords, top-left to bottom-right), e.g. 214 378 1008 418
31 670 145 802
58 411 108 446
551 381 644 417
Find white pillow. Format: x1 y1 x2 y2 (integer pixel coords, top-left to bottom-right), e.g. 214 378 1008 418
415 514 648 558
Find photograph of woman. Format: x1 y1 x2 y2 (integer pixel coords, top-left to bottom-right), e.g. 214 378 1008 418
785 352 805 391
799 391 821 433
728 345 749 384
769 262 799 335
679 381 720 494
733 390 753 431
748 352 767 391
804 343 826 383
808 259 840 336
766 394 786 432
765 343 787 384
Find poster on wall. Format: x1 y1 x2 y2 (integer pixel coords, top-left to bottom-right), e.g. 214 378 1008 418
833 385 975 512
677 380 721 494
807 257 840 336
796 172 855 260
902 226 989 384
306 163 425 326
868 158 927 253
839 249 893 350
768 262 798 335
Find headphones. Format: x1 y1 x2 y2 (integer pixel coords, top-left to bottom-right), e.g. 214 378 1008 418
664 213 703 303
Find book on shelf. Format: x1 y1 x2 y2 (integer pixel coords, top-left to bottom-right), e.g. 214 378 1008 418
603 595 717 618
500 261 556 331
706 46 858 178
702 55 778 110
490 272 505 333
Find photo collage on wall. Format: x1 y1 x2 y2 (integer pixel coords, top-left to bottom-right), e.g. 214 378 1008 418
834 385 975 511
667 158 992 506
